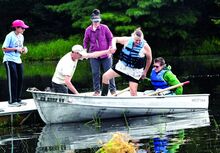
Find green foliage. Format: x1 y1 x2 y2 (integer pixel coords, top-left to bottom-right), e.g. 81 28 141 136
138 0 165 8
23 35 83 61
45 0 220 56
211 19 220 25
194 37 220 55
115 26 137 35
102 13 131 23
0 0 219 57
126 8 146 17
47 0 100 29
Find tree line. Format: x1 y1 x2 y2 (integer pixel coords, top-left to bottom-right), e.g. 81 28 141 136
0 0 219 56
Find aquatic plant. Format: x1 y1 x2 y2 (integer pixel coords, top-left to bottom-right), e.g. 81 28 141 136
212 117 220 131
123 112 129 130
96 132 136 153
85 114 102 130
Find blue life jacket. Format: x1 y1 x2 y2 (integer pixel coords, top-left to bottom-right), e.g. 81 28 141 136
120 38 145 68
150 69 169 90
153 137 168 153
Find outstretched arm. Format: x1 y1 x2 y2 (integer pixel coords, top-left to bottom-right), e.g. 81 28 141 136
83 49 111 59
111 37 130 53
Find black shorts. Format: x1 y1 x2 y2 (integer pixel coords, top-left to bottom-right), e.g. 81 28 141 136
112 65 140 83
52 82 68 93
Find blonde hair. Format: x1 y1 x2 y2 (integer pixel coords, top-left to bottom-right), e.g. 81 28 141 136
131 27 144 40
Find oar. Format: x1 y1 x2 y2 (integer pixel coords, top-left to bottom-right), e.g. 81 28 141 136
113 87 130 96
145 81 190 96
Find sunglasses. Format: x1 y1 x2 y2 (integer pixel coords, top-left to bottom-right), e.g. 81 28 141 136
17 26 25 30
153 65 160 68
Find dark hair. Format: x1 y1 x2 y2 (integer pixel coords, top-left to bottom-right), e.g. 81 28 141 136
154 57 166 66
91 9 100 18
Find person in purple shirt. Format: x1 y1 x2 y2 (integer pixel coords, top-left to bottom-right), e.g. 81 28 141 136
83 9 116 96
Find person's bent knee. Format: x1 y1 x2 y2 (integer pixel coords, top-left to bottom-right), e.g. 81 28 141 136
102 73 110 84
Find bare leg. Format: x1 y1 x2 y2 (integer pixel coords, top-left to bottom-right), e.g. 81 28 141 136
101 69 120 96
102 69 120 84
129 81 138 96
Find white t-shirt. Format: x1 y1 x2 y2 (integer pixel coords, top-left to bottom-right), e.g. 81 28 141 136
52 52 78 84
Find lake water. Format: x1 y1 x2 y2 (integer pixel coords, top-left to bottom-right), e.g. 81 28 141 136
0 55 219 152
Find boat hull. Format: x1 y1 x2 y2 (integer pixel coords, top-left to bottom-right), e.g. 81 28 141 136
28 90 209 124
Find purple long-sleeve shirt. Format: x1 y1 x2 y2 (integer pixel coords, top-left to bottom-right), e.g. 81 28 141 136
83 24 113 59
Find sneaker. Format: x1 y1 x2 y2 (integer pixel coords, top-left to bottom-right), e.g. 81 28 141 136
93 91 100 96
18 101 27 105
8 102 21 107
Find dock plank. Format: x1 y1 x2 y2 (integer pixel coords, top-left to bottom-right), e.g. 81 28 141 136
0 99 37 116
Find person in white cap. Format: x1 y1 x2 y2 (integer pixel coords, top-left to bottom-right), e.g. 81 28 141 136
52 44 112 94
2 19 29 107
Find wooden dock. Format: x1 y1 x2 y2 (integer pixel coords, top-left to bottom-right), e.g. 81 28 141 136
0 99 37 116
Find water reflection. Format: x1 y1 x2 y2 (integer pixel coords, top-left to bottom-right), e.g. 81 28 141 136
36 111 209 153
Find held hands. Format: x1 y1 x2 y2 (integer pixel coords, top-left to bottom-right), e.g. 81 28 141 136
108 46 116 54
155 88 165 96
106 47 116 58
141 69 148 79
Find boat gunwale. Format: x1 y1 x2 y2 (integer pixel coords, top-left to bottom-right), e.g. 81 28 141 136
27 90 210 99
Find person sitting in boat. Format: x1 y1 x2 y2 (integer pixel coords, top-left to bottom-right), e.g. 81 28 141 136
51 45 112 94
101 27 152 96
149 57 183 95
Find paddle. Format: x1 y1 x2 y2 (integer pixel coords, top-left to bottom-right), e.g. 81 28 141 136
113 87 130 96
145 81 190 96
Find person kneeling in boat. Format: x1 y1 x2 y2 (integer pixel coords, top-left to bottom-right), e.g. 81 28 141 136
148 57 183 95
51 45 112 94
101 28 152 96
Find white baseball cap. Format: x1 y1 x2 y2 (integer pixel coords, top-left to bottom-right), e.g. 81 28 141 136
72 45 87 55
71 45 87 60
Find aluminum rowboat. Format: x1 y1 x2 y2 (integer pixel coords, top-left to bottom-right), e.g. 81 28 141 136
27 89 209 124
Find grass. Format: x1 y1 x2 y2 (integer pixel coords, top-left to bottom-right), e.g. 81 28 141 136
1 34 219 62
0 35 83 61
